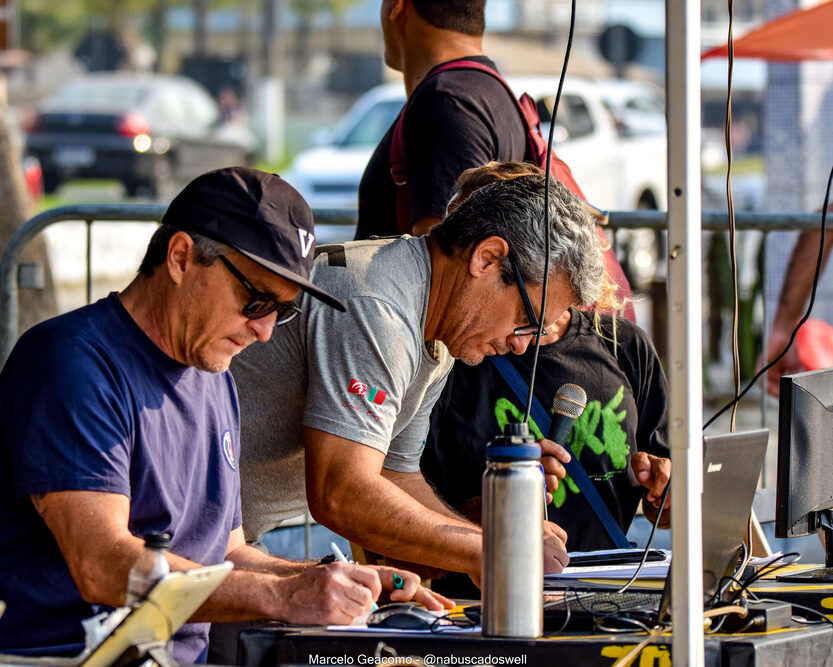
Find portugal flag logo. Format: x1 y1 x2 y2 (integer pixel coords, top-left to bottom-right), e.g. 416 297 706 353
368 387 387 405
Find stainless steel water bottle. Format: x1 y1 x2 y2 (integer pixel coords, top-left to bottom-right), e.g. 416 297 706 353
482 421 544 638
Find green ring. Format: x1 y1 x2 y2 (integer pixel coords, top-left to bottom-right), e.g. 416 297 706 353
392 573 405 589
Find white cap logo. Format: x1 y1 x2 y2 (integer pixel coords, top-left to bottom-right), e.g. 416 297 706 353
298 229 314 258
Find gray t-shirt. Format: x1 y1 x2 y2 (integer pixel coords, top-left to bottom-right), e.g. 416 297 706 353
231 236 453 541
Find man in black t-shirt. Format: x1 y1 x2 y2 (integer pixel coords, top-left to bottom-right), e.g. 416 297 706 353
356 0 526 239
423 308 671 553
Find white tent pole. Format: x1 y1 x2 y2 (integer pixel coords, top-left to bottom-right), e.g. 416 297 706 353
666 0 705 662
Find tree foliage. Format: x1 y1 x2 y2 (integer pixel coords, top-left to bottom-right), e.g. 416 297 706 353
21 0 360 55
287 0 360 19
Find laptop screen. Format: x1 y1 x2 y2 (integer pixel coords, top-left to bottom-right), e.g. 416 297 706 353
657 428 769 619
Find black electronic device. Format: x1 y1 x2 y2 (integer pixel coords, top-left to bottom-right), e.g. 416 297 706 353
366 602 437 630
567 549 666 567
775 367 833 582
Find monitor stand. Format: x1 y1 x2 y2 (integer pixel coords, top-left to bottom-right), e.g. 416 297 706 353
775 511 833 583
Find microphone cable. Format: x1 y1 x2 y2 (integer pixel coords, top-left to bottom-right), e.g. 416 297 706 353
616 480 671 594
724 0 741 432
523 0 577 423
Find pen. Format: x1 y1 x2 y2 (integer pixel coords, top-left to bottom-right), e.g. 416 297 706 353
329 542 378 611
329 541 350 564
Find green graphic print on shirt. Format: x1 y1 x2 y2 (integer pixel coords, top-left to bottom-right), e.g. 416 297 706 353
494 385 631 508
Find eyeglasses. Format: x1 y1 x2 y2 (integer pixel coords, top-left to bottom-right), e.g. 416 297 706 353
509 254 547 337
218 255 302 325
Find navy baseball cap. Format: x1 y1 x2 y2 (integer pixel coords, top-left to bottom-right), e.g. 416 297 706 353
162 167 345 311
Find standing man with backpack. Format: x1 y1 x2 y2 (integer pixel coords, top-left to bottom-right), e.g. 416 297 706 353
355 0 633 318
356 0 543 239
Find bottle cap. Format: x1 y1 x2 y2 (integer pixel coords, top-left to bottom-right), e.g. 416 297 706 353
486 421 542 460
145 532 171 549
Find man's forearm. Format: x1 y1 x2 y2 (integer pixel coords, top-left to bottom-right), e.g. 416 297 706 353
178 552 285 623
772 230 833 333
225 542 311 576
309 472 481 578
381 468 467 521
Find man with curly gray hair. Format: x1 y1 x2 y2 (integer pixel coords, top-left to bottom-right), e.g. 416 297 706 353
432 173 604 324
232 170 604 584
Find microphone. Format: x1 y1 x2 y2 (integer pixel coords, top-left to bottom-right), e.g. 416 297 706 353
547 383 587 445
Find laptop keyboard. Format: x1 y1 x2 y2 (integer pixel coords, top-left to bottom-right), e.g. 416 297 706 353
546 591 661 615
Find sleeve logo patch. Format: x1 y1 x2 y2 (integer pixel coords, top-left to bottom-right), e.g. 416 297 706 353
222 430 237 470
348 378 387 405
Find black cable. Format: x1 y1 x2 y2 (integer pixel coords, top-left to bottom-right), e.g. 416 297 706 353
711 539 750 606
724 0 741 432
522 0 576 423
616 481 671 594
709 552 801 618
541 589 577 635
708 612 730 634
594 613 659 634
725 553 801 603
704 162 833 429
572 589 626 620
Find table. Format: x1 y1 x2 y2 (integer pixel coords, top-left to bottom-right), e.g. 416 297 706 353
235 565 833 667
237 622 833 667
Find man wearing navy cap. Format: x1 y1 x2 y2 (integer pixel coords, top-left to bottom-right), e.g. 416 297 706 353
0 167 447 663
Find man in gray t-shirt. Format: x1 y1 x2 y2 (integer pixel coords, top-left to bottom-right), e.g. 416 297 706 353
232 173 605 582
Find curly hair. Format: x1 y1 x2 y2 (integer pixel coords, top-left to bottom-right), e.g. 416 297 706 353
431 172 604 308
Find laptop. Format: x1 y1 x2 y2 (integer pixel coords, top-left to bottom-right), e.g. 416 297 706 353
79 562 232 667
541 429 769 630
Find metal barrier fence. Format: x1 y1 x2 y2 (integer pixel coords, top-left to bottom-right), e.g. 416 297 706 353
0 205 825 367
1 204 166 363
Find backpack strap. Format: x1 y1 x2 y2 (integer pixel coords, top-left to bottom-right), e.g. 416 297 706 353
389 59 585 233
489 354 632 549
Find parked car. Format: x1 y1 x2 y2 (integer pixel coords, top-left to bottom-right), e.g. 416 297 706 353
284 76 667 223
284 82 405 213
595 79 666 137
5 108 44 203
25 73 257 197
22 155 43 202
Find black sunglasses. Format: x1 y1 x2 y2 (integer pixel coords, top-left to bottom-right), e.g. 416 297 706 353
509 254 547 337
218 255 302 324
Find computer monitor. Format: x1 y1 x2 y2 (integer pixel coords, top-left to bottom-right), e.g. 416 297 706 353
775 366 833 581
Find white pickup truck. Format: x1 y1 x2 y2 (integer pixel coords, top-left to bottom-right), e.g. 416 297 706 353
284 76 667 233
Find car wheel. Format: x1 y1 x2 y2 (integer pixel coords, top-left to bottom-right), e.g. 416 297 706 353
148 156 174 200
42 170 61 194
123 179 142 198
126 158 174 199
637 190 658 210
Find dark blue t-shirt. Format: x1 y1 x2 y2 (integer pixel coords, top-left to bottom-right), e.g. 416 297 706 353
0 293 242 663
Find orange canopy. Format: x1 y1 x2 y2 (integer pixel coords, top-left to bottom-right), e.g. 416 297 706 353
701 0 833 61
